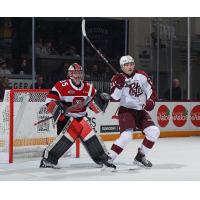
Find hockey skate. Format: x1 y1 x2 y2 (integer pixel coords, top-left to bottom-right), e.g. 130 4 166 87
101 154 116 171
39 158 58 169
102 159 116 170
95 163 104 168
133 148 152 168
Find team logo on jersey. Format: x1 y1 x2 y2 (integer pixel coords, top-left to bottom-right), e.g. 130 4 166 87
125 82 143 97
68 90 75 94
73 97 84 104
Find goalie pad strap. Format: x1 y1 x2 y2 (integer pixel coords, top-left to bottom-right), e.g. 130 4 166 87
43 117 84 165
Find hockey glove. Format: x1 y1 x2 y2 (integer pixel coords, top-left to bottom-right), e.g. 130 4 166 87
90 91 110 113
111 74 125 89
144 98 155 111
47 101 65 122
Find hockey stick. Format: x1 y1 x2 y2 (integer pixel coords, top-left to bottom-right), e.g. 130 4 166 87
82 19 118 75
33 115 53 126
34 96 91 126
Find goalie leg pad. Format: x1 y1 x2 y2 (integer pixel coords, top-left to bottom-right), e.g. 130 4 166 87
43 133 74 165
42 118 83 165
78 117 108 164
81 134 108 165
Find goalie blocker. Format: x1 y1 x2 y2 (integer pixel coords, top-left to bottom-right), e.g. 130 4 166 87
40 116 116 169
46 101 65 124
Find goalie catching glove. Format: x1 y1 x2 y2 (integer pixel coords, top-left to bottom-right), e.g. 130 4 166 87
89 91 110 113
47 101 65 122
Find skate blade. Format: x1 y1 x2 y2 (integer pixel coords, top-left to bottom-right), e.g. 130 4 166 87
133 160 152 169
113 164 139 172
101 164 138 172
39 163 61 169
95 164 104 168
101 165 116 172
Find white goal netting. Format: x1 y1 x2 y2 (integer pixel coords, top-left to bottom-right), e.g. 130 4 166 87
0 89 79 163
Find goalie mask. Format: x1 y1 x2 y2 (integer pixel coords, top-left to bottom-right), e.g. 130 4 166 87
68 63 84 84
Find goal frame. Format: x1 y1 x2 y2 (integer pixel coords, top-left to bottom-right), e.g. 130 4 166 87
6 89 80 163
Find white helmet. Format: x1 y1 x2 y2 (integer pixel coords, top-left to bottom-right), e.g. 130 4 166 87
119 55 135 68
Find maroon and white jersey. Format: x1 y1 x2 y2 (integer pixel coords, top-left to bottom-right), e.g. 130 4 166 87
45 79 96 118
111 70 157 110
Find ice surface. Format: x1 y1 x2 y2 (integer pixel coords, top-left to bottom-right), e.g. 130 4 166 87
0 137 200 181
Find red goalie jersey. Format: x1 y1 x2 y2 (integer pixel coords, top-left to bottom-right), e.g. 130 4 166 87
45 79 96 118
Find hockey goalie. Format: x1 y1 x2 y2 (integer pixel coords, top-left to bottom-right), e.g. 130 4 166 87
40 63 116 169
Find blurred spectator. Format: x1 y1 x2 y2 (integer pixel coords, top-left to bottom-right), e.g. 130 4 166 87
19 58 27 74
35 38 46 56
85 64 111 81
102 66 112 80
85 64 100 81
164 78 182 100
0 57 13 75
0 18 12 39
63 45 80 58
91 64 99 78
68 45 80 57
15 57 28 74
33 75 48 89
0 76 10 101
42 41 57 55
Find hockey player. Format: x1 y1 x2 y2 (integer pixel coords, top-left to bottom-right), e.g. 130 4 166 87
108 55 160 168
40 63 115 169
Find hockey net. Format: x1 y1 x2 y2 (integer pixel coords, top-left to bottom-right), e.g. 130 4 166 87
0 89 80 163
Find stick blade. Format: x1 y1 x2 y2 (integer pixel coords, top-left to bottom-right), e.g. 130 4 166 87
82 19 86 37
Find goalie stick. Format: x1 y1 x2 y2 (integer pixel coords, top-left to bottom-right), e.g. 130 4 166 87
82 19 118 75
34 96 91 126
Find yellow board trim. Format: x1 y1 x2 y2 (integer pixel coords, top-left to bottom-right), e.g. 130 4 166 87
101 130 200 141
0 131 200 147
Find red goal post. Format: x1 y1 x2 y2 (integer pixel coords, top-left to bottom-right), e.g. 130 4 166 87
0 89 80 163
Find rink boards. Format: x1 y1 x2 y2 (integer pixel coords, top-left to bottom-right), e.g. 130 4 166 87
87 101 200 140
0 101 200 147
